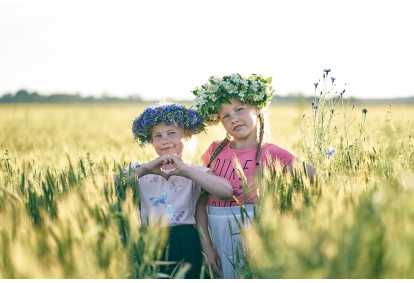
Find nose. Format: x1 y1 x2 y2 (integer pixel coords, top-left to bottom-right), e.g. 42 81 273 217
231 117 239 124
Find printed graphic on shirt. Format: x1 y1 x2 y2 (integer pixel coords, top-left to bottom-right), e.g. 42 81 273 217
210 157 254 207
169 180 183 193
166 205 185 221
211 157 254 180
148 191 167 206
145 175 159 184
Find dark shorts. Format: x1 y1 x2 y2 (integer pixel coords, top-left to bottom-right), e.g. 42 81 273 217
161 225 203 279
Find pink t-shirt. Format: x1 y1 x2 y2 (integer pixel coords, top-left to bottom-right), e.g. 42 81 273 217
201 142 296 207
125 162 210 227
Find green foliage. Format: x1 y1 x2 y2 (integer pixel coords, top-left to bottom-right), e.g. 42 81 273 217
300 69 368 173
1 103 414 278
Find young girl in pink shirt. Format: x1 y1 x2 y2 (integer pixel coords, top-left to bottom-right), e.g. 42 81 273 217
192 74 317 279
114 103 232 279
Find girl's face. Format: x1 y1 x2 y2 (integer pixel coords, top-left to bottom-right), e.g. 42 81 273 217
218 98 259 141
151 123 189 157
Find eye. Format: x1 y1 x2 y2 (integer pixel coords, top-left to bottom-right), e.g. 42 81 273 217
222 114 229 120
153 134 161 139
236 107 244 112
168 131 176 135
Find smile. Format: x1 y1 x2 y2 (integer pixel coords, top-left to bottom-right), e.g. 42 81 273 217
233 124 244 131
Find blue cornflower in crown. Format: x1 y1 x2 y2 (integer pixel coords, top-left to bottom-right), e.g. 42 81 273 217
192 73 275 125
132 103 206 147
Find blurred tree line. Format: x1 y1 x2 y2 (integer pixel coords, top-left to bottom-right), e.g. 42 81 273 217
0 89 144 103
1 89 413 104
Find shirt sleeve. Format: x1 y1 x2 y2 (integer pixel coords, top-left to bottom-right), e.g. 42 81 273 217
264 144 296 166
123 161 142 172
200 141 220 166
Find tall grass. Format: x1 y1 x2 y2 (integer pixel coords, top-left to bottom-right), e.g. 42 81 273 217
1 101 414 278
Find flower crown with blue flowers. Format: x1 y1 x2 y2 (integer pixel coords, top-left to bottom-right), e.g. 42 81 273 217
192 73 275 125
132 103 206 147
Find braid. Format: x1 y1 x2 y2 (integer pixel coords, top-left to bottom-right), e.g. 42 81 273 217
255 112 265 168
207 134 231 168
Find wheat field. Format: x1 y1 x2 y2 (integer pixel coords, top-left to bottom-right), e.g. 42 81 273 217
1 102 413 278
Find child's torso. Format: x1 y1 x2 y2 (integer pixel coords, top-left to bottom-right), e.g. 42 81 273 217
202 142 295 207
127 162 206 226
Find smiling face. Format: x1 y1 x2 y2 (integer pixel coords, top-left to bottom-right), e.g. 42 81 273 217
151 123 189 157
218 98 259 142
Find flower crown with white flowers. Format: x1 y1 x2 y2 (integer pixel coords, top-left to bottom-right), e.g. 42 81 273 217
132 103 206 147
192 73 275 125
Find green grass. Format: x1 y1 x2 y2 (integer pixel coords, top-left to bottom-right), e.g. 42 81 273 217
1 103 414 278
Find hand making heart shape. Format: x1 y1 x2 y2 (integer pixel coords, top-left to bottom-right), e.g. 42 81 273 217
146 154 185 180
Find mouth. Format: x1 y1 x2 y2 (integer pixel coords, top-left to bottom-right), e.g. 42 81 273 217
232 124 244 131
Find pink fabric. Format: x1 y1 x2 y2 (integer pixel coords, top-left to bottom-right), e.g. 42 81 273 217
125 162 210 227
201 142 296 207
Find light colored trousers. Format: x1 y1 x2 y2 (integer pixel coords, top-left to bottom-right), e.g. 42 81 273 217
207 204 254 279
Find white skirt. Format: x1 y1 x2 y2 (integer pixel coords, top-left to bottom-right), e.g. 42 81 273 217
207 204 254 279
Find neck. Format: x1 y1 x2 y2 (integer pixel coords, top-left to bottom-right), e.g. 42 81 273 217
229 136 259 151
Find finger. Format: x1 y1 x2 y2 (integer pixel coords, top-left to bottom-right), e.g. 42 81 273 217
212 265 221 278
216 256 222 269
168 155 175 164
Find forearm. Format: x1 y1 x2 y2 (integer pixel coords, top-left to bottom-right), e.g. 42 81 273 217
195 193 215 251
285 161 317 183
185 169 232 200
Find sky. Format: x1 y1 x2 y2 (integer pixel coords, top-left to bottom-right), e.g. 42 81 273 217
1 0 413 101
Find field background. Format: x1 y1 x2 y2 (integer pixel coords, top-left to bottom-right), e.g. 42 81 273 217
1 102 414 278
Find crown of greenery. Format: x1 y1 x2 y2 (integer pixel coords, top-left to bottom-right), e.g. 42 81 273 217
192 73 275 125
132 103 206 147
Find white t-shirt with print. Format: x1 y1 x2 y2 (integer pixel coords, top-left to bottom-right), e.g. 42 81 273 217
124 162 210 227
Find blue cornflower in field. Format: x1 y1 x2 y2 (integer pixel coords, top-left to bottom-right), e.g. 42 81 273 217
362 108 368 114
314 82 319 89
326 148 336 157
324 68 331 73
331 77 336 83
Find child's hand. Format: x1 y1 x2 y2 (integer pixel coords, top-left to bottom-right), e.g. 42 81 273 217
141 155 171 179
204 246 222 278
165 154 188 177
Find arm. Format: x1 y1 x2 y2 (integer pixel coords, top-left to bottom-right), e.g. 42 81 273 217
114 156 170 186
195 192 222 277
169 154 233 200
285 160 317 183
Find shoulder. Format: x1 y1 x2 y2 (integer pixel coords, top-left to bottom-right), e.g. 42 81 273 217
261 143 296 162
263 143 289 151
202 140 224 157
207 140 224 151
124 161 143 171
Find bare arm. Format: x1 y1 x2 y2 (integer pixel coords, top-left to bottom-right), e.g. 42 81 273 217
195 192 222 277
285 160 317 183
169 154 232 200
